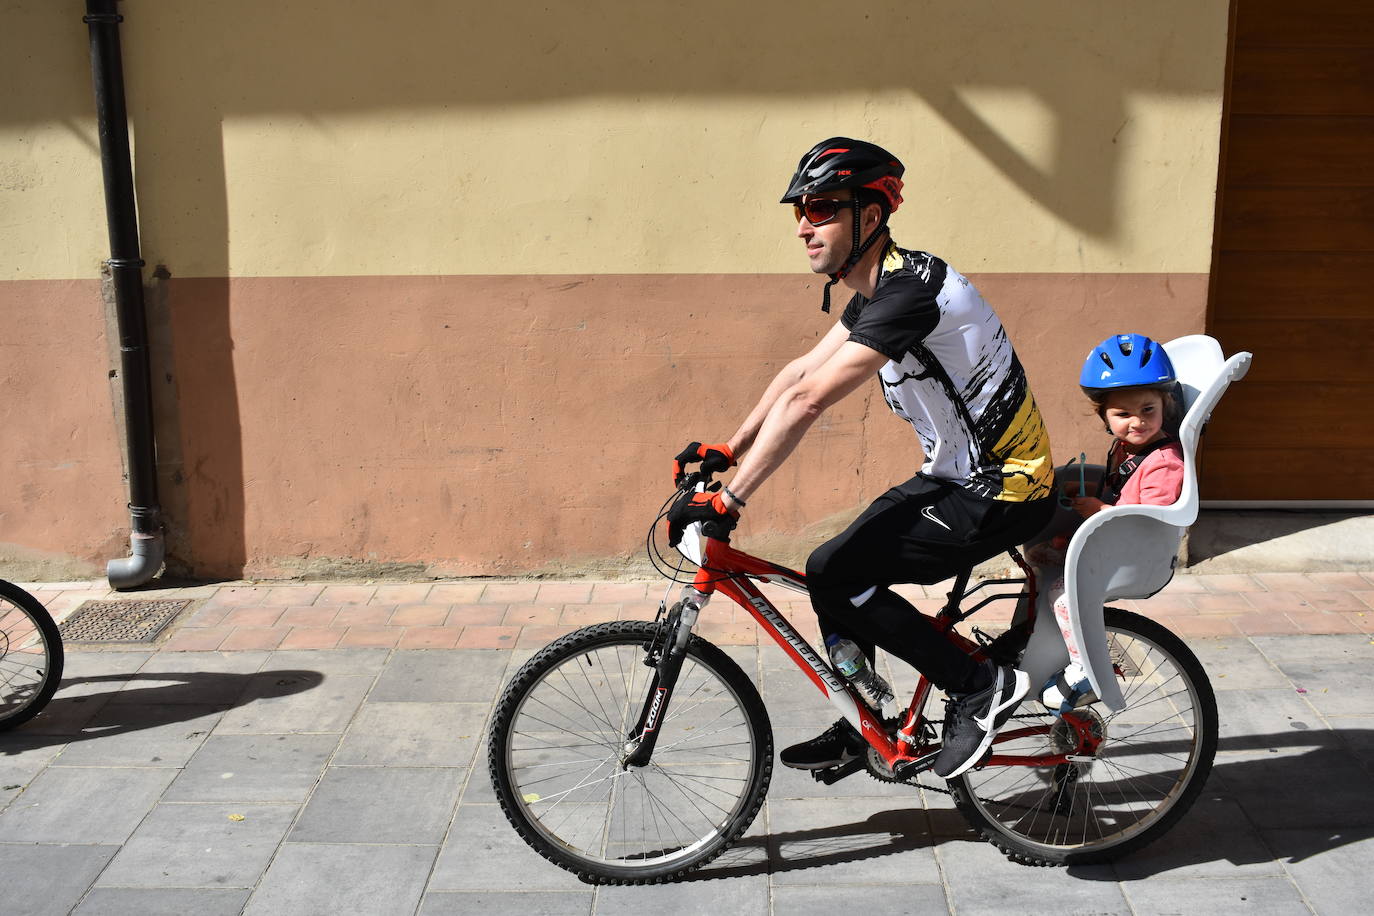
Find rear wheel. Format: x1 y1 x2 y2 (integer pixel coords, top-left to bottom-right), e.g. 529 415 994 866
488 620 773 884
0 580 64 731
950 607 1217 865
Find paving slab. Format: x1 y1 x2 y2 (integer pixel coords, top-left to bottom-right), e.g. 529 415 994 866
770 883 950 915
418 890 595 915
163 734 338 803
765 796 939 886
0 843 117 916
243 843 437 916
52 703 223 767
214 671 369 734
429 801 589 892
96 802 297 888
1266 829 1374 915
104 650 271 705
332 700 489 767
595 871 771 913
288 765 464 844
73 887 254 915
1111 795 1284 879
0 765 177 843
1120 875 1310 915
0 733 66 809
368 648 511 703
937 838 1127 916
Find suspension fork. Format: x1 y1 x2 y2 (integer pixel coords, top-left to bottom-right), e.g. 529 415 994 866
621 587 711 768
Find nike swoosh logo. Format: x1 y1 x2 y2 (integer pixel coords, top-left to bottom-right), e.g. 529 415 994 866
921 505 951 531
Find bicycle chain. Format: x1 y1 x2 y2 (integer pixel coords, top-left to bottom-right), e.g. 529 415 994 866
904 711 1067 799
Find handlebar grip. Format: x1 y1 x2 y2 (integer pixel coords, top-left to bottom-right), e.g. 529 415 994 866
701 520 732 543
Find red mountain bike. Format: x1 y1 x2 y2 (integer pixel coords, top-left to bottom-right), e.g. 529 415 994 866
488 473 1217 885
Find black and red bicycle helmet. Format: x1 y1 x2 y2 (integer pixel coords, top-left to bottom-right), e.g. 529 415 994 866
781 138 906 311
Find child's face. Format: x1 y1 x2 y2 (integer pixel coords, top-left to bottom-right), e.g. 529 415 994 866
1103 389 1167 452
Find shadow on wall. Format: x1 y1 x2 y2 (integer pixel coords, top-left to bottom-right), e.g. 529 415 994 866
1 0 1225 577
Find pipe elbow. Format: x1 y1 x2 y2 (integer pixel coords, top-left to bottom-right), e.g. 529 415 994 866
107 529 165 590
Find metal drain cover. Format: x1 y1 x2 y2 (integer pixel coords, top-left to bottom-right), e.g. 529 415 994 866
59 599 192 644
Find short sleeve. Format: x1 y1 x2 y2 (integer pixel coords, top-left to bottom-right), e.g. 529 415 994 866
843 272 941 363
839 292 865 330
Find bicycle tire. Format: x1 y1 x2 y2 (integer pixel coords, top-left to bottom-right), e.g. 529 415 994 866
950 607 1217 866
488 620 773 884
0 579 64 731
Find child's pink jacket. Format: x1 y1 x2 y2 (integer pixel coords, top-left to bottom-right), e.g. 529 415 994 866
1115 441 1186 506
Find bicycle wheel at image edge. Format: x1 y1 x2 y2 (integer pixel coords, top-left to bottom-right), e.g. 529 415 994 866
488 620 773 884
950 607 1218 865
0 580 64 731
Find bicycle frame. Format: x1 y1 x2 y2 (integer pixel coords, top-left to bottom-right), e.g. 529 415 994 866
666 524 1097 778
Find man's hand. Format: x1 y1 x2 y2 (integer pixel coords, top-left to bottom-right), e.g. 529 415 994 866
672 442 735 485
667 490 739 547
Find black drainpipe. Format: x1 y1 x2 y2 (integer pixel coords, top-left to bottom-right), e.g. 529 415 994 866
84 0 164 588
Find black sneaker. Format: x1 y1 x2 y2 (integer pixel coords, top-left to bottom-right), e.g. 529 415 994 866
933 664 1030 778
779 719 867 770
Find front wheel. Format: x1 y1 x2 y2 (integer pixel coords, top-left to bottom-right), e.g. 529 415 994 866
488 620 773 884
951 607 1217 865
0 580 64 731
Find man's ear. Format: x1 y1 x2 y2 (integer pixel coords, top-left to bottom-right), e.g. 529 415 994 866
862 202 884 231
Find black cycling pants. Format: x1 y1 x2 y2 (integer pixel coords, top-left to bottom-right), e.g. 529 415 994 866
806 475 1054 693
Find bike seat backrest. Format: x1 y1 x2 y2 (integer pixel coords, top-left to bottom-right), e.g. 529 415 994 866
1057 335 1252 711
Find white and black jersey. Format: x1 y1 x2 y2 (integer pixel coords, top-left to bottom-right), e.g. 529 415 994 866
840 242 1054 502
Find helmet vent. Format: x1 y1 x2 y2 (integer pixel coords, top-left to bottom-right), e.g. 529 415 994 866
1098 351 1114 370
1139 344 1154 366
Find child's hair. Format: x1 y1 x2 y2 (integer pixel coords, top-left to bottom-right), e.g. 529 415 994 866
1086 382 1183 436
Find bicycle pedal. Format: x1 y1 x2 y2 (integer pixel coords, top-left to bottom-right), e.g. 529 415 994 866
810 756 865 786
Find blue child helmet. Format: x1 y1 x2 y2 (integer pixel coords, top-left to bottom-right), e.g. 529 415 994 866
1079 334 1175 393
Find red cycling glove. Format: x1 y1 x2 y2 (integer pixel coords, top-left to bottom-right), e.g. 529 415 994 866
667 490 740 547
672 441 736 485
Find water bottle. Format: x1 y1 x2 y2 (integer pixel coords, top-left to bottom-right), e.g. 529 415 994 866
825 635 895 711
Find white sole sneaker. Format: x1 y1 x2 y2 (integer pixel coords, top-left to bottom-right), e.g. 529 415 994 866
941 667 1031 779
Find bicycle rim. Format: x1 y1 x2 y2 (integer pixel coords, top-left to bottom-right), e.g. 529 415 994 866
0 582 64 730
954 608 1217 864
492 622 770 882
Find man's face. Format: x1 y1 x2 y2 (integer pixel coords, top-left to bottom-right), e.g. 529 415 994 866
794 192 857 276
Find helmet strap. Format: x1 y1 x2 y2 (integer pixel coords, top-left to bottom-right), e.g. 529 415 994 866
820 200 889 313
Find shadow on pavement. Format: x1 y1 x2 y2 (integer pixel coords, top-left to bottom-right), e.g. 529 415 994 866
0 670 324 755
684 805 963 881
684 728 1374 881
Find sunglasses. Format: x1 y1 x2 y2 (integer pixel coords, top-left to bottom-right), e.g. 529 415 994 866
792 197 854 226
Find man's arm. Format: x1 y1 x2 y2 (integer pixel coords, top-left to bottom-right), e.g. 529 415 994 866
724 320 853 459
723 340 888 506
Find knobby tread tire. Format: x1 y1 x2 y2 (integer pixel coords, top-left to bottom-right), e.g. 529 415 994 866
950 607 1218 866
0 579 64 731
487 620 773 885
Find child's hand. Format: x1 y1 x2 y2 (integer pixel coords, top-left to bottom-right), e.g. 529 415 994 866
1051 534 1070 550
1071 497 1107 518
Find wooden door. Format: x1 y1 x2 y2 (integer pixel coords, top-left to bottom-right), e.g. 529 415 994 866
1204 0 1374 500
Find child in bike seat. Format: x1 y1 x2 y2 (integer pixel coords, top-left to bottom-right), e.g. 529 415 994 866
1029 333 1185 713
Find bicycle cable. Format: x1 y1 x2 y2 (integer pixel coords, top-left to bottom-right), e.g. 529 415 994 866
644 482 744 589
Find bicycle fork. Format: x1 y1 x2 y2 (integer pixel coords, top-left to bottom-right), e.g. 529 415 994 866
620 587 710 769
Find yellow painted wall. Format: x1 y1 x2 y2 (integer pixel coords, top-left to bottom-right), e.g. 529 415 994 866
5 0 1228 280
0 0 1230 579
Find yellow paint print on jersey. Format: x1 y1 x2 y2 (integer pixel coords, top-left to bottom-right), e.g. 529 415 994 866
990 393 1055 502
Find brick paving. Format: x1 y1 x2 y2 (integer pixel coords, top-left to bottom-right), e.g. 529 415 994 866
22 570 1374 654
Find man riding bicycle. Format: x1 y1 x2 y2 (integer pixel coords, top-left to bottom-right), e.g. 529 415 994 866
669 137 1057 779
